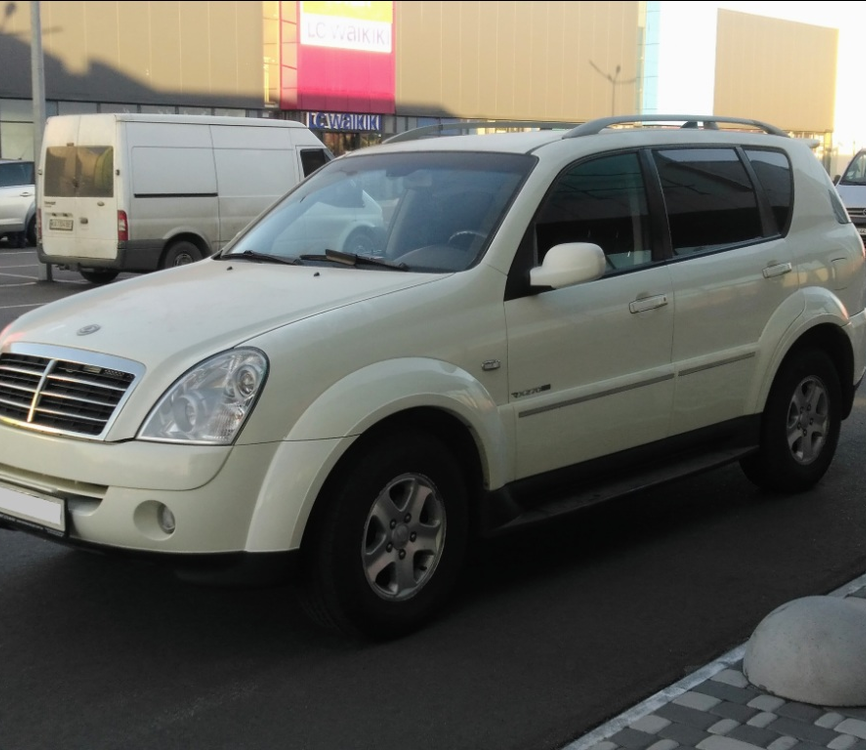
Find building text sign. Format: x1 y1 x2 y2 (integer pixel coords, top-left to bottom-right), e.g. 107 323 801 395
300 1 393 54
306 112 382 131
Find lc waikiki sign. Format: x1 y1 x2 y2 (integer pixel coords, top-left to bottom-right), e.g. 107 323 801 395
280 2 395 115
301 1 392 53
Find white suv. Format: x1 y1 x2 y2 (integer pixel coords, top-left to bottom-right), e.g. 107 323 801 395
0 159 36 247
1 115 864 639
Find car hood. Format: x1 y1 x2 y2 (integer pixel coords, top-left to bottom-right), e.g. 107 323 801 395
3 259 444 364
836 183 866 209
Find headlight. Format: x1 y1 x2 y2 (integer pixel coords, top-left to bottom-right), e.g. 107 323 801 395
139 348 268 444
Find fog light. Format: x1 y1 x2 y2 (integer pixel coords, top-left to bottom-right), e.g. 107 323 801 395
157 504 176 534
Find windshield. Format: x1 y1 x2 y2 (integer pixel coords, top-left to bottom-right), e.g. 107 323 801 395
220 150 533 272
841 150 866 186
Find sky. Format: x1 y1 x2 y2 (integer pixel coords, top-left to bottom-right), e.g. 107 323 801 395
657 1 866 157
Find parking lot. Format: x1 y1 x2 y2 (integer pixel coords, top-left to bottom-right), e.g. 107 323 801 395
0 244 133 330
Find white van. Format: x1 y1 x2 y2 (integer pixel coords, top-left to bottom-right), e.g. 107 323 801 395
37 113 332 283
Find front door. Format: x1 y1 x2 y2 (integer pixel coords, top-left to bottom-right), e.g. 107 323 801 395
504 151 675 480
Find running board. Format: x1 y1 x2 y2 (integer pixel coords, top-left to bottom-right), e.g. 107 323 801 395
479 444 757 537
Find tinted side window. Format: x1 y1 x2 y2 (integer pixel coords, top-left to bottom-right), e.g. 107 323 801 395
745 149 793 233
300 148 331 177
0 161 32 187
653 148 762 254
535 152 652 271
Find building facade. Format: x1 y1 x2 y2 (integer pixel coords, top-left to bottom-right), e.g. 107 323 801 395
0 1 842 169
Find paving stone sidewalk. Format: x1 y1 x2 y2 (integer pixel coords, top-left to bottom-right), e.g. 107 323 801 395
564 575 866 750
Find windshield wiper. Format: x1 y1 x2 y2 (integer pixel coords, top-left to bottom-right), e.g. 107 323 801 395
299 248 408 270
225 249 304 265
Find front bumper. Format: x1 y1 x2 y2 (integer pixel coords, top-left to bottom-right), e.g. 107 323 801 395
0 420 345 558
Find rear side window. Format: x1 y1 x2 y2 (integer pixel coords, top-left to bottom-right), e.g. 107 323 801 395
43 146 114 198
744 149 793 233
653 147 762 254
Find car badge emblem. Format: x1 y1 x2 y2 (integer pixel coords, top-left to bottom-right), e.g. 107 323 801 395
77 324 101 336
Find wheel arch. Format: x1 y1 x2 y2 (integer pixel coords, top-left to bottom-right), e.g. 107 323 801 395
773 324 855 418
752 287 857 420
244 358 509 552
301 407 486 545
159 232 211 264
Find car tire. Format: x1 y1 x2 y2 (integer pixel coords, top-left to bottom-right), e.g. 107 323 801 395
740 348 841 493
79 268 120 284
299 429 468 640
161 240 202 269
25 216 36 247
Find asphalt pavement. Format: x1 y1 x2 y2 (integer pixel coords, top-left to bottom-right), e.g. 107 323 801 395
564 573 866 750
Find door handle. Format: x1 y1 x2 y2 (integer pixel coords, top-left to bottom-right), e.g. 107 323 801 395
762 262 792 279
629 294 669 314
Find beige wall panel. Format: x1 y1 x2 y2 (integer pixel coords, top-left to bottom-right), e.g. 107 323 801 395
208 3 255 95
395 1 642 122
715 10 836 133
146 2 184 93
33 1 262 107
41 2 91 80
117 3 156 85
83 2 120 71
178 3 215 94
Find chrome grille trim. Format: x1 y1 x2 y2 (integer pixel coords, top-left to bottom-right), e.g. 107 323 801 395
0 343 145 440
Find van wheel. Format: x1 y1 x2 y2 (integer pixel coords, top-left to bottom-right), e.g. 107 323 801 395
299 430 468 640
161 241 202 268
25 217 36 247
80 269 119 284
740 348 841 493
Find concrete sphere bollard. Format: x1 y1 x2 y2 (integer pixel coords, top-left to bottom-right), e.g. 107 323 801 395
743 596 866 707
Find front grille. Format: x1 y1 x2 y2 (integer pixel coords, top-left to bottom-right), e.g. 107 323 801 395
847 206 866 219
0 347 142 438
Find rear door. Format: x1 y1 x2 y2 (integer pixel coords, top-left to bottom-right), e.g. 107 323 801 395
657 146 798 435
41 116 118 262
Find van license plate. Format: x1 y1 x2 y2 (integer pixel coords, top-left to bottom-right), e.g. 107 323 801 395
49 218 73 231
0 485 65 533
858 227 866 237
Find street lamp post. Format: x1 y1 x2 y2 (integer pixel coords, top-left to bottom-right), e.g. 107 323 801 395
30 0 51 281
589 61 637 116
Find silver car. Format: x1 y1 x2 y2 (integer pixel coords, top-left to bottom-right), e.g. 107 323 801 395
0 159 36 247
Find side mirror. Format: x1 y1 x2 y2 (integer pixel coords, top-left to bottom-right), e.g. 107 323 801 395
530 242 606 289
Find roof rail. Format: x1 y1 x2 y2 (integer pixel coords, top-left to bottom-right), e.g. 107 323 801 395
563 115 789 138
383 120 584 144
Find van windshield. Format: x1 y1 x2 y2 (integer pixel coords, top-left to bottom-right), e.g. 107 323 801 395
220 150 533 273
44 146 114 198
841 150 866 186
